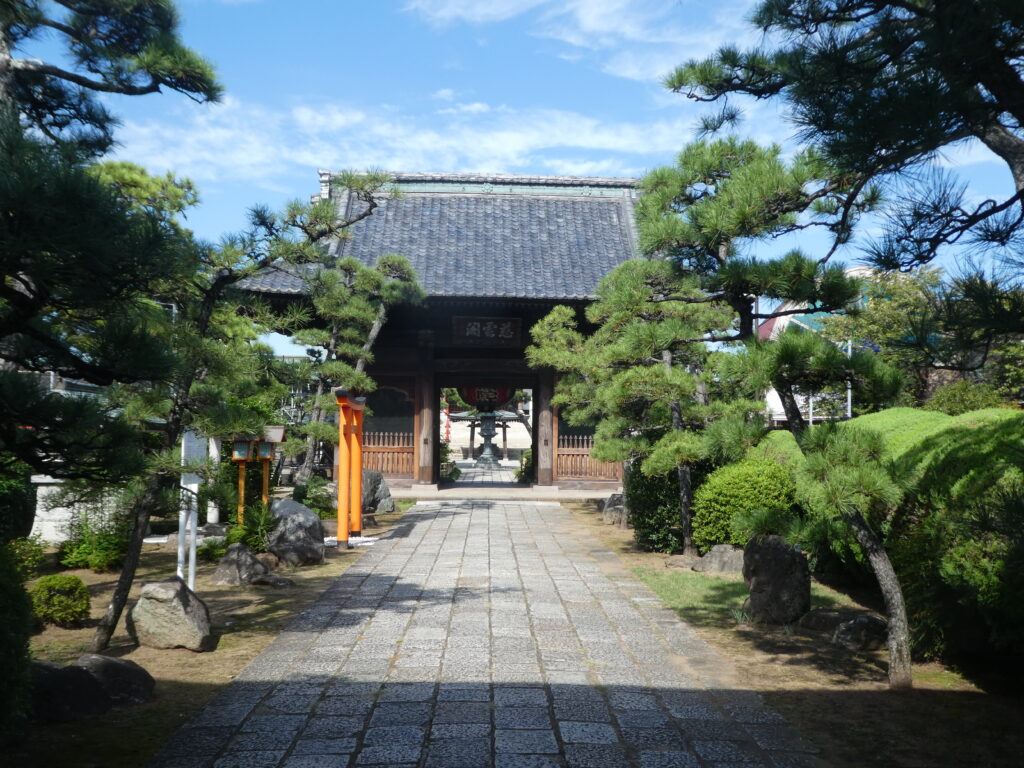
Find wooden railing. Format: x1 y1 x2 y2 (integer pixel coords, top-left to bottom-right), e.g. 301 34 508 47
363 432 414 477
555 435 622 480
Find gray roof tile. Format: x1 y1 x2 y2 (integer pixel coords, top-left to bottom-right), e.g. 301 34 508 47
241 173 639 300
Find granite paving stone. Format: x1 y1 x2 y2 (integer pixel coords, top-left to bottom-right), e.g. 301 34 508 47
149 501 821 768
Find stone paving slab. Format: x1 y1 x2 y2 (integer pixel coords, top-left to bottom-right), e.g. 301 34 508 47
147 502 828 768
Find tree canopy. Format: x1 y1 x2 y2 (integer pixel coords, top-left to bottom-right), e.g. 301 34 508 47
0 0 220 156
668 0 1024 271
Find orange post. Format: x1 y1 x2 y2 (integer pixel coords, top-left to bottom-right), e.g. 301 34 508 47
336 398 351 547
261 460 270 506
237 461 246 524
349 406 364 537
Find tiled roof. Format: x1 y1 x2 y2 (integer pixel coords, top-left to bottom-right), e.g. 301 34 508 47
241 172 639 301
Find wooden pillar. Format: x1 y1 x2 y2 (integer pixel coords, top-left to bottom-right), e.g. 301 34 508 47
349 407 364 536
536 370 554 485
335 401 351 547
551 405 560 482
415 357 436 484
469 423 475 459
501 422 508 460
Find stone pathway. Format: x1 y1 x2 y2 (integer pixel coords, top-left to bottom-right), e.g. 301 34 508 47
148 502 824 768
449 460 518 486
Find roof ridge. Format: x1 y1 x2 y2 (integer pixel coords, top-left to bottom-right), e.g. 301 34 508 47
318 169 638 188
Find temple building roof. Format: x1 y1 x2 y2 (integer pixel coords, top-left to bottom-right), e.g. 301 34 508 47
240 172 640 301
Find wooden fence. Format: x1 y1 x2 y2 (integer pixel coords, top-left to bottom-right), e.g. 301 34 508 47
555 435 623 480
363 432 414 476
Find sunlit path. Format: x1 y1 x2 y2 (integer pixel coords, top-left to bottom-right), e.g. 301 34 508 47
148 502 823 768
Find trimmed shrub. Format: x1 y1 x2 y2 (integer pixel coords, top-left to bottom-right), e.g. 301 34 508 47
625 465 683 553
691 459 796 554
6 536 45 581
847 407 951 459
196 538 228 563
747 429 805 469
924 380 1007 416
0 543 32 739
30 574 91 628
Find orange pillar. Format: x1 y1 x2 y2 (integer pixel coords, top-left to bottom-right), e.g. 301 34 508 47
237 461 246 524
349 406 364 537
261 460 270 507
336 399 351 548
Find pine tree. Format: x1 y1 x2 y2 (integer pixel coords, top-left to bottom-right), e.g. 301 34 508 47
528 260 758 555
665 0 1024 271
89 184 398 651
636 137 868 340
744 325 903 438
0 0 220 156
287 252 423 485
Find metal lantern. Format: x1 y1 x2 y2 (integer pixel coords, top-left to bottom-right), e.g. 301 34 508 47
256 441 274 460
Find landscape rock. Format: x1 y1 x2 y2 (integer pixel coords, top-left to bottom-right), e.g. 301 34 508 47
250 573 295 588
268 499 325 566
362 469 396 520
834 614 888 651
127 578 214 652
742 535 811 624
664 554 701 570
693 544 745 574
74 654 155 705
30 660 111 721
212 542 269 585
600 493 627 526
257 552 281 571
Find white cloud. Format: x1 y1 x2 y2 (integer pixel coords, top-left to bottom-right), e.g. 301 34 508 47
437 101 493 114
404 0 548 25
432 88 456 101
114 96 696 188
405 0 761 82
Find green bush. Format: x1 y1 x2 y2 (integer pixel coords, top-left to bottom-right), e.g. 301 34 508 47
226 503 274 554
514 448 534 484
923 380 1007 416
293 476 334 520
30 573 91 627
196 538 228 563
625 465 683 553
691 459 796 553
58 505 131 572
0 543 32 739
439 439 461 483
5 536 45 581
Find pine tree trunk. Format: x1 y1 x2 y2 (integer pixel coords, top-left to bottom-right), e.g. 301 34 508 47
777 385 807 438
844 505 913 689
294 379 325 486
88 474 161 652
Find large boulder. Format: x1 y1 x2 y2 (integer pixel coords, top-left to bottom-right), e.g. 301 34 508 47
212 542 269 586
600 493 627 526
361 469 396 522
742 535 810 625
74 654 155 705
268 499 325 566
834 614 888 651
31 660 111 721
693 544 745 574
127 578 214 652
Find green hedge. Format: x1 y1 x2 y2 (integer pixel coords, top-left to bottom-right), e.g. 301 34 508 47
691 459 795 554
747 429 805 469
887 408 1024 659
923 380 1007 416
624 465 683 553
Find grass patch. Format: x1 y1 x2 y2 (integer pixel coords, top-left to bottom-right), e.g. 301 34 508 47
634 568 857 629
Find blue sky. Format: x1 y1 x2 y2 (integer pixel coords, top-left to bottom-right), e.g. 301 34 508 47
83 1 1012 267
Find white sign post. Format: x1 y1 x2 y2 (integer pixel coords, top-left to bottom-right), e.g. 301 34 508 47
179 430 206 590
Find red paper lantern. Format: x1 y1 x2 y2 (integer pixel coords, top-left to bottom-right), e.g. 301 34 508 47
458 387 513 411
